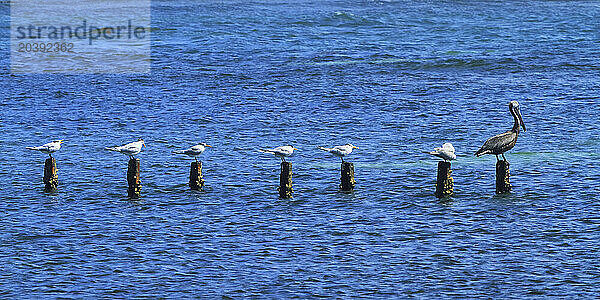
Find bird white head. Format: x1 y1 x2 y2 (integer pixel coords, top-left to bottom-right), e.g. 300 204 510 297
442 142 455 153
200 142 212 148
509 101 526 132
346 144 359 149
53 140 64 144
138 138 146 148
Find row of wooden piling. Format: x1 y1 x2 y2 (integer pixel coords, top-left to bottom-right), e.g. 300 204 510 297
277 161 356 198
40 158 511 199
434 160 511 198
39 158 355 199
128 159 206 198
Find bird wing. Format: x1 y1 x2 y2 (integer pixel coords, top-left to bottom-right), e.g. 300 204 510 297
440 149 456 160
190 145 204 152
173 148 192 155
258 148 275 154
330 148 346 156
260 146 292 156
120 144 140 153
107 142 139 153
331 145 352 155
475 131 512 156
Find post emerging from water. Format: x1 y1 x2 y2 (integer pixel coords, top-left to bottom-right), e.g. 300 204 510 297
127 158 141 198
496 160 511 194
278 162 293 198
189 161 205 190
435 161 453 198
43 157 58 192
340 162 356 191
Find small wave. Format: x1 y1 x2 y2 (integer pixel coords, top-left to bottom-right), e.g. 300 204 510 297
305 56 519 71
316 11 385 27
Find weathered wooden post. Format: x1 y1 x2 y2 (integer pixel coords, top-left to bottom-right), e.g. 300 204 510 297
496 160 511 194
435 161 453 198
189 161 205 190
340 162 356 191
43 157 58 192
278 162 293 198
127 158 141 198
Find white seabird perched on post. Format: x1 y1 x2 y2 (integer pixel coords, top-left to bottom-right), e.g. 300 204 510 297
423 143 456 162
106 138 146 159
318 144 359 163
172 143 212 162
259 145 298 162
26 140 64 157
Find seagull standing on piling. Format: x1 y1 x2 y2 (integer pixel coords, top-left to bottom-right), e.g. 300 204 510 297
423 143 456 162
259 145 298 162
172 143 212 162
318 144 359 163
106 138 146 159
26 140 64 157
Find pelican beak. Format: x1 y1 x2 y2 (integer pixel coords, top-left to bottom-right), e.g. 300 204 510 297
517 107 526 132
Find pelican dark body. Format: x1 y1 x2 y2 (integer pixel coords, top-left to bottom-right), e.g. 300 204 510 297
475 101 526 161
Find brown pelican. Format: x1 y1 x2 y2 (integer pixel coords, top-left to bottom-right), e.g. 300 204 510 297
475 101 526 161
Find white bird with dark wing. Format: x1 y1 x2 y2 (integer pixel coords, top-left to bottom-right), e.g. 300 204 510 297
26 140 64 157
259 145 298 162
475 101 526 161
318 144 359 162
106 138 146 159
172 143 212 162
423 143 456 162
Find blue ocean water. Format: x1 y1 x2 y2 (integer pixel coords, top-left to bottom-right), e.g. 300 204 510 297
1 0 600 297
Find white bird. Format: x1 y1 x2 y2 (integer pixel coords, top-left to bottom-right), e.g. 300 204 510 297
172 143 212 162
259 145 298 162
423 142 456 162
318 144 359 162
106 138 146 159
26 140 64 157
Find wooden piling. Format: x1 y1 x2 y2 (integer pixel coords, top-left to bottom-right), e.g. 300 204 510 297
189 161 205 190
43 157 58 192
340 162 356 191
127 158 141 198
435 161 453 198
278 162 293 198
496 160 511 194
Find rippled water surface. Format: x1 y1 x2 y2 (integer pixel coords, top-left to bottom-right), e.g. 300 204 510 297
1 0 600 298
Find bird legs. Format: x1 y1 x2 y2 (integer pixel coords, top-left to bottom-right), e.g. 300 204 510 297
340 157 345 163
502 153 507 161
496 154 508 162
